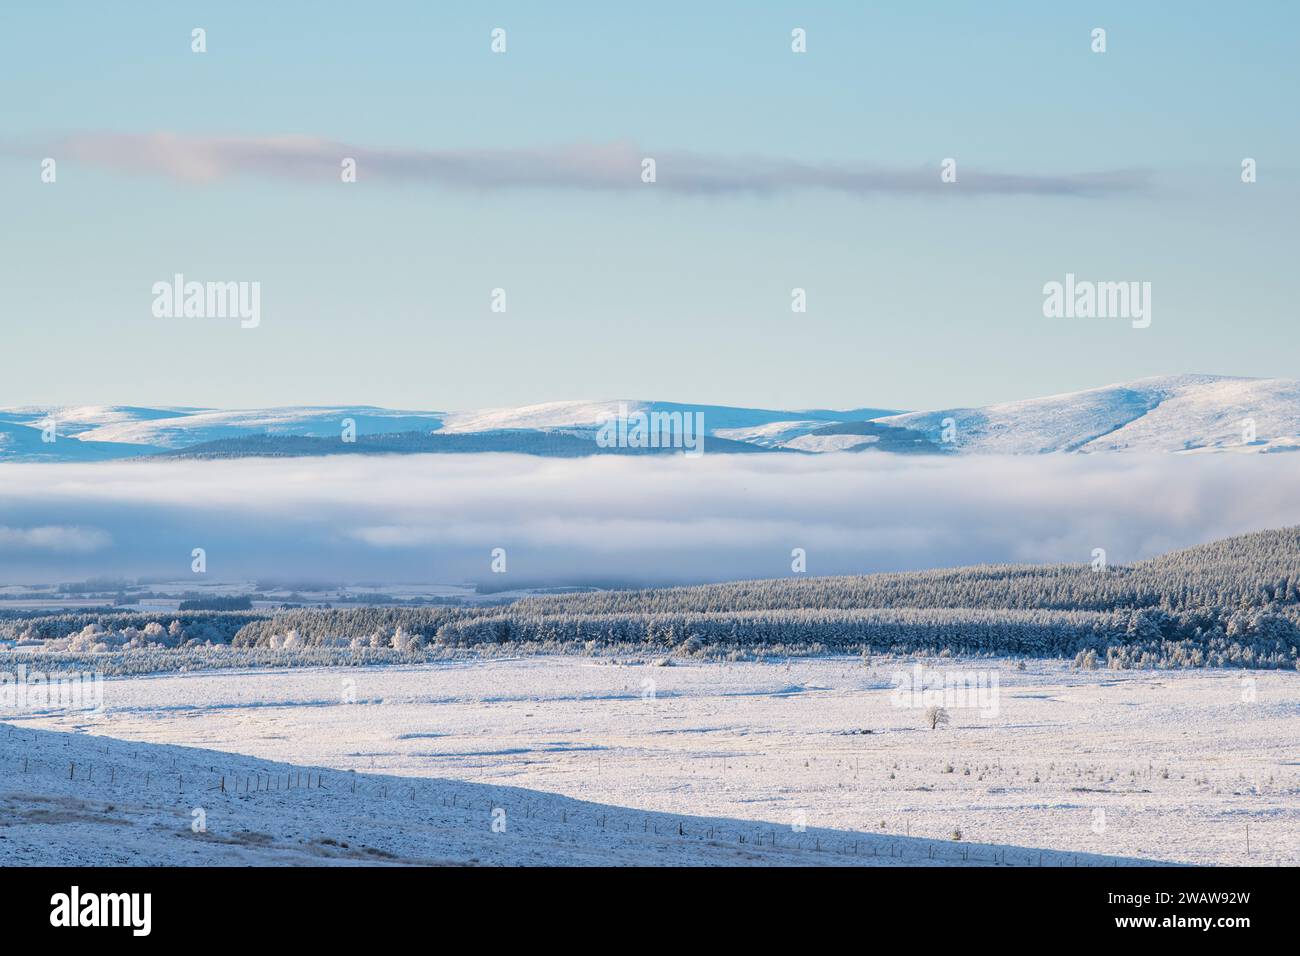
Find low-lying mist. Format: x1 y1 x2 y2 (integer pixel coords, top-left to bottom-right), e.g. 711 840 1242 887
1 451 1298 587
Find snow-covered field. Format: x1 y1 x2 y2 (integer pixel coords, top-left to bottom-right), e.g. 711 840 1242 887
2 657 1296 866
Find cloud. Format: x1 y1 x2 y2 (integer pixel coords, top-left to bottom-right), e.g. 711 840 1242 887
0 525 111 554
0 453 1295 585
23 132 1150 198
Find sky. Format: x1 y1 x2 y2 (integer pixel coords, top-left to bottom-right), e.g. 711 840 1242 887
2 1 1297 412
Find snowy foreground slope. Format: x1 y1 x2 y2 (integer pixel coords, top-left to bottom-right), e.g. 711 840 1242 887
5 657 1297 866
0 721 1145 867
5 374 1300 460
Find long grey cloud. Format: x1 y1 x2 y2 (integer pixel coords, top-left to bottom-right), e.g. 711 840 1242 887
0 453 1294 586
19 132 1150 198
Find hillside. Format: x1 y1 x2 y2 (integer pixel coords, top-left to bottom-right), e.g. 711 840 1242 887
873 374 1300 455
7 527 1299 670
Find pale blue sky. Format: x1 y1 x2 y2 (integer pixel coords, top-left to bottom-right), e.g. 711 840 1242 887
2 1 1296 411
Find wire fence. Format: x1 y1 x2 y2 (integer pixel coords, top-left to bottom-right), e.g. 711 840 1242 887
0 724 1229 867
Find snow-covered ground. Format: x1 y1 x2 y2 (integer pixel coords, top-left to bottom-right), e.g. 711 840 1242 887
3 657 1295 866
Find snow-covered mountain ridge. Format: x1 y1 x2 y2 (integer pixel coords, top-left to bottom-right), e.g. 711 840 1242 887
3 375 1297 461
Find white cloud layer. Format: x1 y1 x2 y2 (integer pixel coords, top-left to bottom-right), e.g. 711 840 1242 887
16 133 1152 198
0 524 111 554
0 453 1297 585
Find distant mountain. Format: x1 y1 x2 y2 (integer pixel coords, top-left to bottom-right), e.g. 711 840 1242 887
67 406 446 448
0 400 894 461
155 430 779 459
3 375 1298 462
0 419 158 461
872 374 1300 455
434 399 898 440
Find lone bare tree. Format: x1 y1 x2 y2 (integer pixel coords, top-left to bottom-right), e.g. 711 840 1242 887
925 705 950 730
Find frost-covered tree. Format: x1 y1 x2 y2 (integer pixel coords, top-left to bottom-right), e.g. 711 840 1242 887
925 706 950 730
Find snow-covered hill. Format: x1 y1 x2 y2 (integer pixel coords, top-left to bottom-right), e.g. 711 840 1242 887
0 400 892 461
871 374 1300 455
0 418 159 461
435 399 893 438
70 406 446 449
3 375 1298 461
